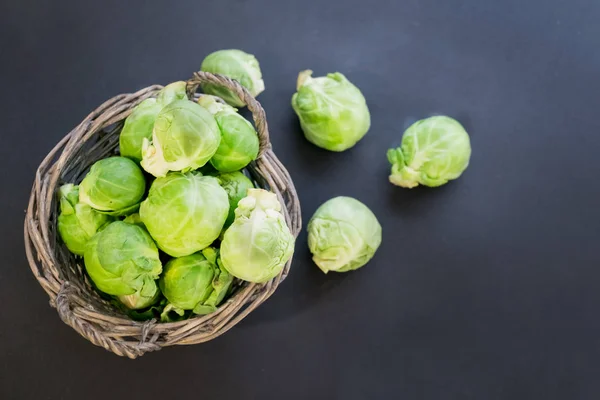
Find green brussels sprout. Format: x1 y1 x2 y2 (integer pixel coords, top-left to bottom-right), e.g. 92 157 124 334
221 189 295 283
118 279 160 310
200 49 265 107
120 82 187 162
387 116 471 188
83 221 162 296
119 99 162 162
139 172 229 257
213 171 255 229
291 70 371 152
57 184 113 255
159 247 233 320
200 257 234 313
79 157 146 214
141 100 221 177
197 96 259 172
156 81 187 105
308 196 381 274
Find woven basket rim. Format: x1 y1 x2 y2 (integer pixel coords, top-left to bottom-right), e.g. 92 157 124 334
23 71 302 358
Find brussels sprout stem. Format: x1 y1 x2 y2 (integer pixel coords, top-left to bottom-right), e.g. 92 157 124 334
296 70 314 90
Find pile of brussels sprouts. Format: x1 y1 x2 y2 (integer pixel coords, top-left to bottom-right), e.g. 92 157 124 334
58 48 474 321
290 66 471 274
58 55 295 321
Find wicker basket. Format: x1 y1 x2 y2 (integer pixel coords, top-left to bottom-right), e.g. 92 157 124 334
23 71 302 358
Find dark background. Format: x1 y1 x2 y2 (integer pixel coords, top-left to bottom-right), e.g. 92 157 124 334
1 0 599 399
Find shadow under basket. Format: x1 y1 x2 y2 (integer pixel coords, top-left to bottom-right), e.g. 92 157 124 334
23 71 302 359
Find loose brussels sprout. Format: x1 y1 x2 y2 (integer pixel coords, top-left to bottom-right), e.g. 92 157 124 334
139 172 229 257
159 247 233 320
79 157 146 214
213 171 255 229
118 279 160 310
221 189 294 283
198 96 259 172
83 221 162 296
308 197 381 274
387 116 471 188
200 49 265 107
120 81 187 162
141 100 221 177
291 70 371 152
57 184 112 255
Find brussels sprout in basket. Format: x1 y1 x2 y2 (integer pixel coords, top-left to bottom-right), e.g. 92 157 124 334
221 189 295 283
83 221 162 298
212 171 255 230
141 100 222 177
79 156 146 216
198 96 260 172
57 184 113 256
159 247 233 321
139 172 229 257
119 81 187 162
26 69 300 358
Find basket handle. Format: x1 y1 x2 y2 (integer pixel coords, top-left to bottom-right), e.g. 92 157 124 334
55 282 160 359
186 71 271 157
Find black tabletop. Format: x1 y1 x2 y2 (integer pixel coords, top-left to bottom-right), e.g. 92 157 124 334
2 1 600 399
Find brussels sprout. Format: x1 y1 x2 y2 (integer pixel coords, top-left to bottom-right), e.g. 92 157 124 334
118 279 160 310
387 116 471 188
199 257 234 313
156 81 187 105
159 247 233 320
198 96 259 172
308 196 381 274
120 82 187 162
221 189 294 283
119 99 162 162
79 157 146 214
57 184 112 255
83 221 162 296
139 172 229 257
291 70 371 152
141 100 221 177
200 49 265 107
213 171 255 229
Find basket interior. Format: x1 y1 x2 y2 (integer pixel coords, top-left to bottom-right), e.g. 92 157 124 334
51 97 268 324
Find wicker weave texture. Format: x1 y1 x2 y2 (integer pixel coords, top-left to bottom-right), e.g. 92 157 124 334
24 72 302 358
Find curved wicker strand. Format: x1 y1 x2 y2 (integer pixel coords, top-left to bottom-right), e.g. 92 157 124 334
24 73 301 358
